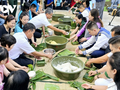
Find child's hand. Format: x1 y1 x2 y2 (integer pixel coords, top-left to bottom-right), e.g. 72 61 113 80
75 47 79 54
78 50 83 54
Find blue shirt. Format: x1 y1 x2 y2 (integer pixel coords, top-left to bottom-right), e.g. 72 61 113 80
54 0 62 6
96 0 104 2
31 0 39 12
17 10 32 24
47 0 53 4
14 23 23 33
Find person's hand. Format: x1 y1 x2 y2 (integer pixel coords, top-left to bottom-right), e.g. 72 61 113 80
75 47 79 55
73 36 78 42
88 70 97 76
22 68 29 72
46 53 53 59
32 42 37 47
81 84 91 89
20 66 28 69
45 34 49 38
34 56 41 60
78 50 83 55
85 60 92 67
80 37 87 42
62 30 67 35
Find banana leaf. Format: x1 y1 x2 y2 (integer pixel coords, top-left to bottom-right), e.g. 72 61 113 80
83 72 94 83
68 81 86 90
57 49 75 57
44 83 60 90
71 41 79 45
31 43 46 51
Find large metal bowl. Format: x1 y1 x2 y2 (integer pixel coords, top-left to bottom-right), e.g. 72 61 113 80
51 56 85 80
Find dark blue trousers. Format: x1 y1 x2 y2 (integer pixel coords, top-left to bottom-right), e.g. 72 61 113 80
13 53 33 67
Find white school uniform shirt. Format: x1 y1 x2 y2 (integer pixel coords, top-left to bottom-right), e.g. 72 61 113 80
28 13 51 29
107 82 117 90
81 9 89 21
79 34 109 55
9 32 35 59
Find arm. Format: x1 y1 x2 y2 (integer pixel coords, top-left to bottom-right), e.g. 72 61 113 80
78 36 96 50
82 83 107 90
70 27 79 36
47 25 67 35
3 67 10 77
88 53 109 64
83 34 109 55
76 21 88 37
0 14 7 19
9 58 22 68
42 26 45 36
46 1 53 6
31 51 52 59
5 61 20 71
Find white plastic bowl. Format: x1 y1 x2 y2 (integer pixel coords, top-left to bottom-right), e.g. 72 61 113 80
28 71 36 78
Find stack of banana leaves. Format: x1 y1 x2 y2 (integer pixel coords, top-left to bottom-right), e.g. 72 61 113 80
83 67 97 83
31 43 46 51
68 81 86 90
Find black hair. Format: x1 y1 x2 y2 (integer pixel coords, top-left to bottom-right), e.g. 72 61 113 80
4 70 29 90
30 4 37 8
0 47 8 61
19 12 29 29
78 4 85 9
109 52 120 90
111 26 120 36
4 15 15 24
108 35 120 45
90 9 103 27
82 0 90 8
76 14 87 22
22 2 30 11
0 34 16 48
23 23 36 32
86 21 98 30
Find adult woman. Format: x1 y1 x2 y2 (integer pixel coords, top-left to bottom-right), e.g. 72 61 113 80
73 9 103 43
4 70 29 90
69 14 86 41
0 15 15 38
82 52 120 90
15 12 42 44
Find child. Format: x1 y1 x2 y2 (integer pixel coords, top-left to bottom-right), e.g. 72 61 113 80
77 4 89 21
0 47 10 90
82 52 120 90
30 4 38 17
86 26 120 68
69 14 86 41
75 21 111 58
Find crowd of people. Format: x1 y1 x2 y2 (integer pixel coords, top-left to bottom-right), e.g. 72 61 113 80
0 0 120 90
